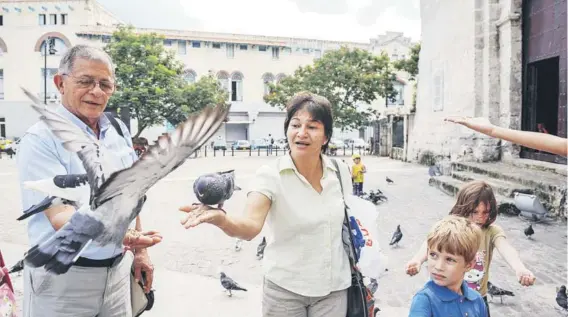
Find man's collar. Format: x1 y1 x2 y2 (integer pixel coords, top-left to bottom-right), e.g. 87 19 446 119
55 104 111 136
427 280 478 302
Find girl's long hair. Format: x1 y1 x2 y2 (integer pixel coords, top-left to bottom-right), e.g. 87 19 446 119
449 180 497 228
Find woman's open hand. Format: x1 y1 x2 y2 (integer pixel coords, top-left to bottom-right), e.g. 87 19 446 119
179 203 227 229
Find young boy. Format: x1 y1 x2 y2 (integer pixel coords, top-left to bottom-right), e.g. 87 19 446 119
409 215 488 317
351 153 366 196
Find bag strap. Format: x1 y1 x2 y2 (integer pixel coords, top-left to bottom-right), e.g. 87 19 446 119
332 159 358 267
105 112 125 139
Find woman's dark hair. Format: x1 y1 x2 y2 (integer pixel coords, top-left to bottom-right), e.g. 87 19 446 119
284 91 333 152
449 180 498 228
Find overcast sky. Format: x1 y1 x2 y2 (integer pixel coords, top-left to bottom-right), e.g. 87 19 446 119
98 0 420 43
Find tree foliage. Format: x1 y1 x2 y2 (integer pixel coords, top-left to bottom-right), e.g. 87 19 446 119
263 47 397 130
105 25 228 137
393 42 420 81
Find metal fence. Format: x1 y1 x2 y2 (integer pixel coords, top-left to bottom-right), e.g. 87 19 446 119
183 145 372 159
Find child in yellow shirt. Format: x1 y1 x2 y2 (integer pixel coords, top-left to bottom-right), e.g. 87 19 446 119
351 153 366 196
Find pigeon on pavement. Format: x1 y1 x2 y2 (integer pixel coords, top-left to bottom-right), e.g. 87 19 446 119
389 225 402 247
386 176 394 184
20 87 230 275
524 224 534 239
556 285 568 310
193 170 241 208
234 238 243 252
487 281 515 304
220 272 247 296
256 237 267 260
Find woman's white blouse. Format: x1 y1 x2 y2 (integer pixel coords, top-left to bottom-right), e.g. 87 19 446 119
248 154 352 297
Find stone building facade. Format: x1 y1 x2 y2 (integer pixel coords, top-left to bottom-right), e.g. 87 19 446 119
409 0 566 165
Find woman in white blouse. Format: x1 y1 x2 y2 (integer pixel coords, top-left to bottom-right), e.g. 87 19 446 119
179 92 353 317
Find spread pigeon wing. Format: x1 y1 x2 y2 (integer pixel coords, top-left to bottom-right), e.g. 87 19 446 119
22 87 113 204
93 104 231 207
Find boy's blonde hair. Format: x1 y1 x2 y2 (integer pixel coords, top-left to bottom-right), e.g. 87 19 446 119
427 215 482 263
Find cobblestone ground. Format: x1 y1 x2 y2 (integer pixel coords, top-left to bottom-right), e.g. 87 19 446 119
0 154 566 316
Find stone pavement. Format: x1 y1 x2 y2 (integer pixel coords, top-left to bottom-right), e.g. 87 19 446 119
0 155 566 316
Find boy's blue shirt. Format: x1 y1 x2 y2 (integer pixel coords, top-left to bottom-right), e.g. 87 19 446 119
409 280 488 317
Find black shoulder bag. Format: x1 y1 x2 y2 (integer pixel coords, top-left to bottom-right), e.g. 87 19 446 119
332 159 376 317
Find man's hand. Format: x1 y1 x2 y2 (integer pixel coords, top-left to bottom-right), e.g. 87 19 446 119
123 229 163 251
133 248 154 293
179 204 227 229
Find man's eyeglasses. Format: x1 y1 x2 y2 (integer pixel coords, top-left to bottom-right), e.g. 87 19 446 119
62 74 116 95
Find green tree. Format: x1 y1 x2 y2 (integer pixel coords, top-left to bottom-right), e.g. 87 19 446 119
393 43 420 80
264 47 397 130
105 25 228 137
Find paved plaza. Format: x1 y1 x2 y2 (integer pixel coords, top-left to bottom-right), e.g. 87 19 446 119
0 154 567 316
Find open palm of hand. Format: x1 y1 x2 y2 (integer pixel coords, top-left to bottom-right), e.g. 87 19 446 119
179 204 227 229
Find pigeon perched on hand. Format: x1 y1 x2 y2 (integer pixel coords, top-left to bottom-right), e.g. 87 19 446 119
20 87 230 275
487 281 515 304
524 224 534 239
386 176 394 184
220 272 247 296
256 237 267 260
389 225 402 247
193 170 241 208
556 285 568 310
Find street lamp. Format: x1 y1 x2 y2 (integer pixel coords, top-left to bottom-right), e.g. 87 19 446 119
43 37 57 104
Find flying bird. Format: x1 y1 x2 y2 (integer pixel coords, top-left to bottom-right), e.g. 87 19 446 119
557 285 568 310
487 281 515 304
256 236 267 260
524 224 534 239
20 87 230 275
193 170 241 208
17 174 89 221
389 225 402 247
220 272 247 297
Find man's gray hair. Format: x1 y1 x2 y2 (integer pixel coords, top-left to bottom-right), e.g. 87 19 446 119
58 45 115 77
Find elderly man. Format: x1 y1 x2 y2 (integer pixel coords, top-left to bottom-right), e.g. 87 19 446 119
17 45 161 317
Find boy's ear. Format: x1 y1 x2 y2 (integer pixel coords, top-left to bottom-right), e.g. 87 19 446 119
465 259 476 271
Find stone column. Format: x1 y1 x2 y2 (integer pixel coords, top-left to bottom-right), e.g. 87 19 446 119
496 0 523 161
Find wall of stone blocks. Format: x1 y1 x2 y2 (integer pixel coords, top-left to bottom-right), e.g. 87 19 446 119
408 0 479 163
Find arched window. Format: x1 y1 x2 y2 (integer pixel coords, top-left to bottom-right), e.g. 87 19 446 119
183 69 197 84
217 71 230 92
230 71 244 102
261 73 275 96
40 37 68 56
0 37 7 55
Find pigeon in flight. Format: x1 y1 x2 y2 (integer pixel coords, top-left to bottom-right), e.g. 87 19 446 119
17 174 89 221
256 236 267 260
557 285 568 310
487 281 515 304
193 170 241 208
20 87 230 275
8 258 24 275
386 176 394 184
524 224 534 239
389 225 402 247
220 272 247 296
